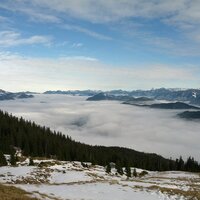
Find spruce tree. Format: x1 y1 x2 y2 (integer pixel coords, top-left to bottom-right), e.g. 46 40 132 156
10 151 16 166
0 151 7 166
177 156 184 171
29 157 34 166
133 168 137 177
116 162 123 175
125 165 131 178
106 163 111 174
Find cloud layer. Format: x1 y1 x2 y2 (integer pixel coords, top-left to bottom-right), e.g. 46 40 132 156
0 52 198 92
1 94 200 161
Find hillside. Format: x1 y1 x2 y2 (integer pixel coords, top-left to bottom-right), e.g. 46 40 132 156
124 102 200 110
178 111 200 119
0 110 199 172
149 102 200 109
0 159 200 200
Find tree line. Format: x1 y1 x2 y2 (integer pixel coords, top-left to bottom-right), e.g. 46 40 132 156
0 110 199 172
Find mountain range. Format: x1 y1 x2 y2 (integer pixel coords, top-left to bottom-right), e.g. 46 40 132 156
83 88 200 105
0 89 34 101
2 88 200 106
44 90 100 96
87 92 154 102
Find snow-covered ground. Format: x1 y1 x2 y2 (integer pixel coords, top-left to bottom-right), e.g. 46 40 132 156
0 159 199 200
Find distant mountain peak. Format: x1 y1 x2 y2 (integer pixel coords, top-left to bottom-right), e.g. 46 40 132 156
0 90 34 101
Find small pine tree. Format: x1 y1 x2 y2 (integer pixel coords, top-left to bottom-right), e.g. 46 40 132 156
116 162 123 175
106 163 111 174
0 151 7 166
133 168 137 177
125 165 131 178
29 157 34 166
177 156 184 171
81 162 88 168
10 151 16 166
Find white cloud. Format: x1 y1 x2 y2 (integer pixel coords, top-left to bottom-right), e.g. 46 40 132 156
1 95 200 161
2 0 200 53
0 16 8 22
59 56 98 61
0 31 52 47
7 0 199 26
63 24 112 41
20 7 61 23
2 0 200 54
0 52 198 92
72 43 83 48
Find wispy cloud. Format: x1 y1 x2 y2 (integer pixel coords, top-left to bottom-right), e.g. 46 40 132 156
2 0 200 53
7 0 200 27
0 52 198 92
24 9 61 23
63 24 112 41
72 43 83 48
0 31 52 47
0 16 9 22
59 56 98 61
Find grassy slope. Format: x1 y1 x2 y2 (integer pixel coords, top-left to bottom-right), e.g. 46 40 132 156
0 184 38 200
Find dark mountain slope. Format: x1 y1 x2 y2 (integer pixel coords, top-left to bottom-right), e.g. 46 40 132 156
150 102 200 109
125 102 200 110
0 110 199 172
178 111 200 119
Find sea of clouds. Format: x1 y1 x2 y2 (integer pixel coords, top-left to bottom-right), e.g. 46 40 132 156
0 94 200 161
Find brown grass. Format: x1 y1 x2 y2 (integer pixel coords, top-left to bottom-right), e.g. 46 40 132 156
148 185 200 200
0 183 38 200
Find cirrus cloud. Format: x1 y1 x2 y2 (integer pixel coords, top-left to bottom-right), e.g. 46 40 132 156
0 31 52 47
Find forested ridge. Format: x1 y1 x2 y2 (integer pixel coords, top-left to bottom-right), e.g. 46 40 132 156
0 110 199 172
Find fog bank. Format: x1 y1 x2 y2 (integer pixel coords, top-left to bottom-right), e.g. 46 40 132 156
0 94 200 161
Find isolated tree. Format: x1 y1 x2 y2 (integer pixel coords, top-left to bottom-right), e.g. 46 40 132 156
81 162 88 168
125 165 131 178
29 157 34 166
177 156 184 171
10 151 16 166
106 163 111 174
116 162 123 175
0 151 7 166
133 168 137 177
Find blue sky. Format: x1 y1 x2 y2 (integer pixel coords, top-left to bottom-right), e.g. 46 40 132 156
0 0 200 92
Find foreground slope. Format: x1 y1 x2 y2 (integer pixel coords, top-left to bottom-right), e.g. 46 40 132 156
0 159 200 200
0 183 37 200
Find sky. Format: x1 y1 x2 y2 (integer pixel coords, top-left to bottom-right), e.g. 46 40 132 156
1 0 200 92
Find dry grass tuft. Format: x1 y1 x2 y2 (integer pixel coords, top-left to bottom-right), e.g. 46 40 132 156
0 183 38 200
148 185 200 199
